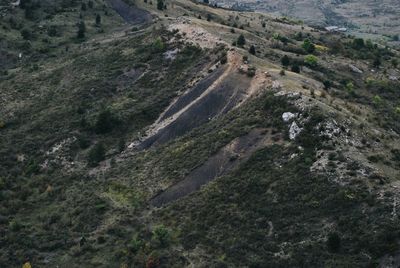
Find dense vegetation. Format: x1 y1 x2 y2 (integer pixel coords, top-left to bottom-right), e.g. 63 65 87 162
1 0 400 267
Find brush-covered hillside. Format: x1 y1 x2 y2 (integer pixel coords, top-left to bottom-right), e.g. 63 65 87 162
1 0 400 267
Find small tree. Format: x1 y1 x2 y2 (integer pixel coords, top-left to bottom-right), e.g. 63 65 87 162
157 0 164 10
96 14 101 26
323 80 332 90
291 64 300 73
47 25 59 37
302 39 315 53
352 38 365 49
327 232 341 252
249 45 256 55
304 55 318 67
206 14 212 21
345 81 355 95
20 0 31 9
81 2 87 11
77 21 86 39
373 95 383 106
152 225 170 248
203 0 209 3
21 28 32 40
88 143 106 166
392 58 398 68
152 37 165 52
281 55 290 67
373 57 381 68
88 0 94 8
94 110 115 134
237 34 246 47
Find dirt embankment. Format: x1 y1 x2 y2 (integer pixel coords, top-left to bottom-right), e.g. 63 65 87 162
150 129 281 207
132 50 270 151
137 68 251 150
107 0 152 24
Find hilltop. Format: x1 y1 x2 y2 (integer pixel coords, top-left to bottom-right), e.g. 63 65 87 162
1 0 400 267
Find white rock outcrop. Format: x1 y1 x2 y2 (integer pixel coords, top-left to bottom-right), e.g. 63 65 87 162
289 121 302 140
349 64 363 74
282 112 297 122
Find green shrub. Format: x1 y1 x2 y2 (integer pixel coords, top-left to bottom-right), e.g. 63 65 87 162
247 66 256 77
94 110 117 134
152 225 170 248
352 38 365 49
373 95 383 106
281 55 290 66
152 38 165 53
9 219 22 231
20 28 32 40
129 236 144 253
345 82 354 94
302 39 315 53
291 64 300 73
327 232 341 252
304 55 318 67
88 143 106 166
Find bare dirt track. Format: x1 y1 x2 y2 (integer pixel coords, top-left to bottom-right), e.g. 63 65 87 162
149 129 278 207
108 0 152 24
136 69 252 150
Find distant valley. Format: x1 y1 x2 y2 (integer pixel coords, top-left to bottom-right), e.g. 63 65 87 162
214 0 400 44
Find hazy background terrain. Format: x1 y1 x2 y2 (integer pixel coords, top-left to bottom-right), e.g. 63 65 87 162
213 0 400 44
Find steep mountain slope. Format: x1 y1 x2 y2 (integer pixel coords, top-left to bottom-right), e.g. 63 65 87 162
1 0 400 267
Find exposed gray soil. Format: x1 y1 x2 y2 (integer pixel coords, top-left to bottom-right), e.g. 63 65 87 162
108 0 152 24
150 129 273 207
137 71 251 150
160 66 227 121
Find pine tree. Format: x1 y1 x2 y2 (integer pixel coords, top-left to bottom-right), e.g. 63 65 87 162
249 45 256 55
157 0 164 10
237 34 246 47
281 55 290 66
77 21 86 39
88 143 106 166
96 14 101 26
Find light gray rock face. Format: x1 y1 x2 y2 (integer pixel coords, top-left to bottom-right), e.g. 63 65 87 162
163 48 179 60
349 64 363 74
282 112 297 122
289 121 302 140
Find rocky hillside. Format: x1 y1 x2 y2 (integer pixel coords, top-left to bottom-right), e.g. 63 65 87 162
213 0 400 44
1 0 400 267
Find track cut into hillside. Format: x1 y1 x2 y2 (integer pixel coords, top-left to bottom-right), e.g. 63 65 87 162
131 50 271 151
150 128 283 207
